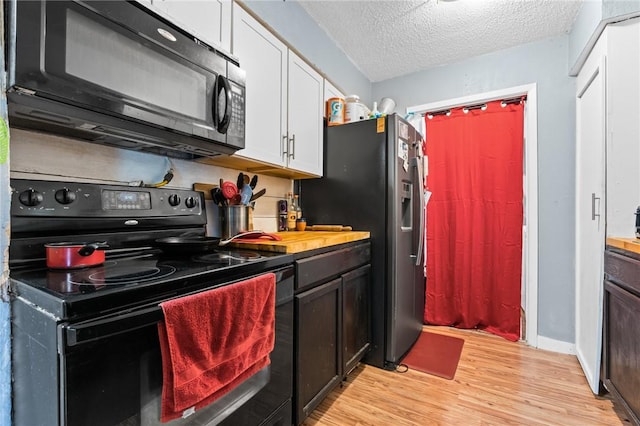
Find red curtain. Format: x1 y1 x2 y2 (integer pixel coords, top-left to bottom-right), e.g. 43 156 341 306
424 99 524 341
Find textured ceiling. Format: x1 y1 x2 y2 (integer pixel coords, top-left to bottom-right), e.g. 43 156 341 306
299 0 583 82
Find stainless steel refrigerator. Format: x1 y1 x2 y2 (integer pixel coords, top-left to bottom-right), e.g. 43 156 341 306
301 114 425 369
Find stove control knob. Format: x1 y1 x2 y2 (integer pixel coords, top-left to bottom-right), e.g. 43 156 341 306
55 188 76 205
168 194 181 206
185 196 197 209
18 189 44 207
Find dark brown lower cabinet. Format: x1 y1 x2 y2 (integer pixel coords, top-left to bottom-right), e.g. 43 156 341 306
603 249 640 425
294 242 371 425
342 265 371 375
295 278 342 424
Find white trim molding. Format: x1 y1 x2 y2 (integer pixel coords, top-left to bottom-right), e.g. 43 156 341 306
537 335 576 355
570 11 640 77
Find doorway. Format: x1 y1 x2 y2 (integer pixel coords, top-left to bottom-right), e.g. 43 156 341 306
407 83 539 347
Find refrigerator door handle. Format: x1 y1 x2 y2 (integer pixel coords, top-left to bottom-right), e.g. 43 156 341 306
413 156 425 266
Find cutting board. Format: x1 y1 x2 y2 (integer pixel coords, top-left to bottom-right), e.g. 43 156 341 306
193 182 218 200
606 237 640 255
226 231 370 253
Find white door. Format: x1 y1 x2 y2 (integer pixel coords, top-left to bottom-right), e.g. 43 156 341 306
575 55 606 395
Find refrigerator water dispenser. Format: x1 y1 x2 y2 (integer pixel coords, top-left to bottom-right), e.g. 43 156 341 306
400 181 413 231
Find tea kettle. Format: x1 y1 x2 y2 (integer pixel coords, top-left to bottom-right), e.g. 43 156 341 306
636 206 640 239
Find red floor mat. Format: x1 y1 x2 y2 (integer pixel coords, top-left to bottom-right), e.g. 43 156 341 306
402 332 465 380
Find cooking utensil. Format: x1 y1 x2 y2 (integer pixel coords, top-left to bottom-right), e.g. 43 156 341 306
237 172 244 190
45 241 108 269
240 185 253 205
218 230 282 246
306 225 353 231
250 188 266 202
230 193 242 205
155 236 221 254
221 181 239 200
210 188 226 206
77 241 108 256
249 175 258 189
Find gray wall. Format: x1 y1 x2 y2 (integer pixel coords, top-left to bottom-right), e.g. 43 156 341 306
569 0 603 70
603 0 640 19
569 0 640 73
373 36 576 344
242 0 372 105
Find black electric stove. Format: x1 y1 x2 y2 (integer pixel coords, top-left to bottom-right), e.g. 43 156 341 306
10 248 291 320
9 178 294 426
9 178 293 319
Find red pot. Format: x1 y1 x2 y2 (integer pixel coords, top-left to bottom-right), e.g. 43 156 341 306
45 242 108 269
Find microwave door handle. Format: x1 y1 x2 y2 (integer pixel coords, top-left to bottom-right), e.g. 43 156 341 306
215 75 232 134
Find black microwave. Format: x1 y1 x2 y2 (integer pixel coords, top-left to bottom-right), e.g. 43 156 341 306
5 0 245 159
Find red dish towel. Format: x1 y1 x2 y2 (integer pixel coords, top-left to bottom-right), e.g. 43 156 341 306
157 273 276 422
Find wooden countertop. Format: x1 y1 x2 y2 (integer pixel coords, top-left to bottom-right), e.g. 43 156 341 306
225 231 370 254
606 237 640 255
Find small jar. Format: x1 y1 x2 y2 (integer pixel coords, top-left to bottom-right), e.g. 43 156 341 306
345 95 362 123
296 218 307 231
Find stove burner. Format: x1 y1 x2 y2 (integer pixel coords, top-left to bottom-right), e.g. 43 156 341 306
67 261 176 286
195 250 263 263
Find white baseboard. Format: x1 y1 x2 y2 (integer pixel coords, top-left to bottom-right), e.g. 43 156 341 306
535 335 576 355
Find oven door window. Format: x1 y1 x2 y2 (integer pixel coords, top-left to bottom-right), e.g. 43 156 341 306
61 322 270 426
19 1 226 142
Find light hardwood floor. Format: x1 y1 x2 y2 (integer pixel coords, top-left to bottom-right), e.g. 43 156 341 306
303 326 630 426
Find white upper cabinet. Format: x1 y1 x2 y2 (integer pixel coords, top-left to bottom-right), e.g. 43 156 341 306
231 3 323 177
232 4 288 168
152 0 231 53
287 52 323 176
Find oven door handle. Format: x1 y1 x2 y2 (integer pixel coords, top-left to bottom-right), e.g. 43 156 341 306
64 305 163 347
65 266 294 347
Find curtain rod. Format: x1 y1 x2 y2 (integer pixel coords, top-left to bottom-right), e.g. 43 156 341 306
423 95 527 118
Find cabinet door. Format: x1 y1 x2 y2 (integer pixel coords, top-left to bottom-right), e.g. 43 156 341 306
323 79 344 118
154 0 231 52
575 50 606 395
232 4 288 167
342 264 371 376
287 51 324 176
295 278 341 424
603 280 640 423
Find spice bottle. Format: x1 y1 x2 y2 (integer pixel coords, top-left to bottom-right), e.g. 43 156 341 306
294 195 302 220
287 192 297 231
